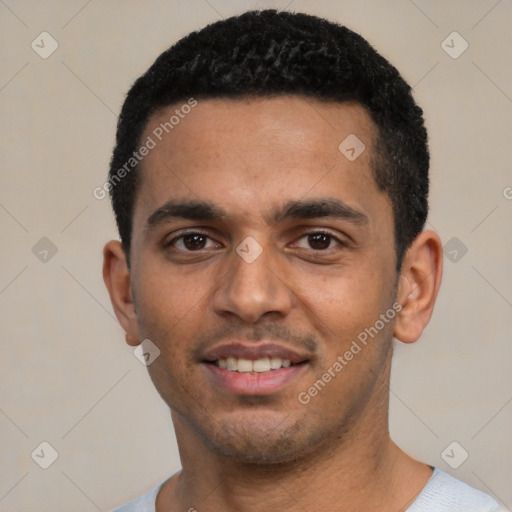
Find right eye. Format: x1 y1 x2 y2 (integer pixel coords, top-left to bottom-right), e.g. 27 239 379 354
167 232 221 252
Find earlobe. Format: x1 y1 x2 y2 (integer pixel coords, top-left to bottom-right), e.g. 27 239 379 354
102 241 141 346
394 230 443 344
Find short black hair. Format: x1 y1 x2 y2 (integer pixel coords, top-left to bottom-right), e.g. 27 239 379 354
109 9 429 268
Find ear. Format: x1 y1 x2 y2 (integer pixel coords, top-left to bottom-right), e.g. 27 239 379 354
394 230 443 343
102 240 140 346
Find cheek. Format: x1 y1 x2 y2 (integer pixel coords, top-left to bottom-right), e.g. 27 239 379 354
133 270 203 406
294 262 391 343
132 263 207 353
296 266 395 415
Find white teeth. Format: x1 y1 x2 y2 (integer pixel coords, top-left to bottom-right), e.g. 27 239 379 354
236 358 253 372
216 357 292 372
252 357 270 373
269 357 282 370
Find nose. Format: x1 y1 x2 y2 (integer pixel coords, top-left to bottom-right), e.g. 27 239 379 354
212 242 294 323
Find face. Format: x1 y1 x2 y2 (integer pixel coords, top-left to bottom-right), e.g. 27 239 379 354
127 97 399 463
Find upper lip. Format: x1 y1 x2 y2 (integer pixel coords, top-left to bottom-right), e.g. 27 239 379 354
201 342 311 365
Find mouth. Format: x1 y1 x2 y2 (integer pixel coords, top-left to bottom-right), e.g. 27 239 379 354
200 343 311 395
207 356 294 373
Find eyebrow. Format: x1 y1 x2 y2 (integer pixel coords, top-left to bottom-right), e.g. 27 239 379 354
272 198 368 225
146 200 227 228
145 197 368 230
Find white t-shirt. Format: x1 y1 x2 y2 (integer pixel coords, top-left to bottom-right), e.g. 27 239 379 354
111 467 503 511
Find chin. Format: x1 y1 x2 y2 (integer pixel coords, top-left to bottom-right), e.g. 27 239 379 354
196 412 327 465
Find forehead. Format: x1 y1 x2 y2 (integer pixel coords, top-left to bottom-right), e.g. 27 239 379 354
144 96 376 168
133 96 389 231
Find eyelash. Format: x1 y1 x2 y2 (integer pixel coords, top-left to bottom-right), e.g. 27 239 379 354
165 230 345 252
166 230 220 251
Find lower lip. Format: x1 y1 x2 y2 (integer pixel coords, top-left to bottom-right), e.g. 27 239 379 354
202 363 308 396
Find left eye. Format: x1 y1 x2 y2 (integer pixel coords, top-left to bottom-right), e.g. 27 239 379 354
295 232 339 250
170 233 219 251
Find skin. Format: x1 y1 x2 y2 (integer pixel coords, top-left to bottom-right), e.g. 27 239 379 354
103 96 443 511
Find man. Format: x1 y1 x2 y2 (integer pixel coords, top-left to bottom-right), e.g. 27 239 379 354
103 10 501 512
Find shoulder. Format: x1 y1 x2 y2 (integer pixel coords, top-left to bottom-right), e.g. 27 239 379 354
408 467 503 512
110 482 162 512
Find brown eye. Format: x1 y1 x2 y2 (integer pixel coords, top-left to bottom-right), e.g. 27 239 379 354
306 233 334 250
169 233 218 251
182 234 207 250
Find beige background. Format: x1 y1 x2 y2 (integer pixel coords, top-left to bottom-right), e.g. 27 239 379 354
1 0 511 510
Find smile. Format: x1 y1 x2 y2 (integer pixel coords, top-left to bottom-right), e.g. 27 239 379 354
215 356 292 373
200 341 312 395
